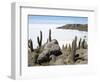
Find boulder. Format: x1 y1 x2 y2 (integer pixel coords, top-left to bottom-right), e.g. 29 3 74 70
37 39 62 64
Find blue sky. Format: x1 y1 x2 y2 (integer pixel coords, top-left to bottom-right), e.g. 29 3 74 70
28 15 88 24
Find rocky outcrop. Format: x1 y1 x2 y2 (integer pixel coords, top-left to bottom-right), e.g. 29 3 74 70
37 39 62 64
57 24 88 31
28 33 88 66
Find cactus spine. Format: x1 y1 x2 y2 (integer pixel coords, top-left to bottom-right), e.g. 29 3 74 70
37 31 42 48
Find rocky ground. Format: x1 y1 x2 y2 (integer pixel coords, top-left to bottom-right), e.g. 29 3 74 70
28 38 88 66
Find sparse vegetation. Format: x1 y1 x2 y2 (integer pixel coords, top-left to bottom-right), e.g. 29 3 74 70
28 29 88 66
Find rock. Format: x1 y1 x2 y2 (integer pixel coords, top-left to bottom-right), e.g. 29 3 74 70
49 55 56 61
44 39 62 56
37 50 49 65
75 49 88 64
49 55 56 65
37 39 62 64
28 50 34 66
75 59 87 64
28 50 39 66
50 52 68 65
54 58 64 65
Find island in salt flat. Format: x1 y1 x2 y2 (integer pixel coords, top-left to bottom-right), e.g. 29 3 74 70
56 24 88 32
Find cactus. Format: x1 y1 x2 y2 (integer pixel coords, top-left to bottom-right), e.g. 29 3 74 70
71 36 77 63
82 39 85 48
62 45 64 49
48 29 51 42
37 31 42 48
46 39 48 43
82 39 87 49
28 39 34 52
75 36 77 48
78 38 82 49
65 44 67 49
68 44 71 52
62 44 68 50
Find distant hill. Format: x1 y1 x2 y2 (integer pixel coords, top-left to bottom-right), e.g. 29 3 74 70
56 24 88 31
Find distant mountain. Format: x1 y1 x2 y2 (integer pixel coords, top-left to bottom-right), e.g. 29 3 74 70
56 24 88 31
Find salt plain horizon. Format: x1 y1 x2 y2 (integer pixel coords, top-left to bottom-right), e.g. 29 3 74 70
28 23 88 49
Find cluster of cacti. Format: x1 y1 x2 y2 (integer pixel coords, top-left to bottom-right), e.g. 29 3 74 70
62 45 65 49
37 31 42 48
78 38 87 49
28 30 88 66
71 36 77 63
28 39 34 52
62 44 68 50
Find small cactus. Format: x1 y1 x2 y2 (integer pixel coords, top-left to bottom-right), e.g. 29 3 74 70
62 45 64 49
82 39 87 49
71 36 77 63
48 29 51 42
28 39 34 52
75 36 77 48
68 44 71 52
78 38 82 49
37 31 42 48
65 44 67 49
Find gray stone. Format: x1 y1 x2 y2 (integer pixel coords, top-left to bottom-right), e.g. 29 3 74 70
37 39 62 64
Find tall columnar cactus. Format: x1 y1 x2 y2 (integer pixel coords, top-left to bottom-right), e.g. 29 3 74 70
49 29 51 42
82 39 87 49
62 45 64 49
78 38 82 49
75 36 77 48
37 31 42 48
68 44 71 52
82 39 85 48
65 44 67 49
28 39 34 52
71 36 77 63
